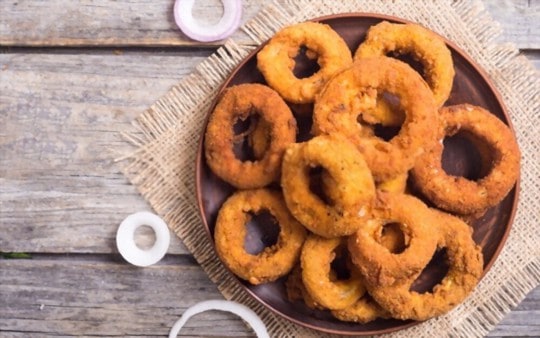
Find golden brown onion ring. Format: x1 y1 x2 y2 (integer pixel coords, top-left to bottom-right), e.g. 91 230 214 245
355 21 454 108
285 265 323 310
248 118 271 160
214 189 307 285
375 222 407 254
331 295 391 323
376 172 408 194
411 104 520 215
204 83 297 189
301 235 366 310
321 171 408 207
257 22 353 104
281 134 376 238
313 57 439 182
348 192 439 287
368 209 483 320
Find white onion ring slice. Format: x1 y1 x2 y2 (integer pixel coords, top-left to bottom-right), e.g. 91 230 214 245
168 300 269 338
116 211 170 267
173 0 242 42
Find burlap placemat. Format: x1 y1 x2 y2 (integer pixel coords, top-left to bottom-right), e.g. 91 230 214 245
120 0 539 336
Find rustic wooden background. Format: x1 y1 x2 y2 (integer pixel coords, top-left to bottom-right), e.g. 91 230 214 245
1 0 538 336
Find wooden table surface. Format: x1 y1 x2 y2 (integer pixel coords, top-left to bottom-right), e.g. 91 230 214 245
1 1 538 337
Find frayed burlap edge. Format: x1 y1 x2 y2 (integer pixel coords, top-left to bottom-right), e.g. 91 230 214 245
119 0 540 337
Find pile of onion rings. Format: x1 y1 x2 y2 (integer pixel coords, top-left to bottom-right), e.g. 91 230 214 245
203 20 520 325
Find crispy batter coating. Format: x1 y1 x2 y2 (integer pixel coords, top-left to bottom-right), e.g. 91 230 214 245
368 208 483 320
411 104 520 214
331 295 391 323
248 118 271 160
313 57 439 182
377 172 408 194
285 265 323 310
214 189 307 285
348 192 439 286
321 170 407 207
281 134 376 238
301 235 366 310
257 21 353 104
357 92 406 127
204 83 297 189
375 221 407 254
355 21 454 108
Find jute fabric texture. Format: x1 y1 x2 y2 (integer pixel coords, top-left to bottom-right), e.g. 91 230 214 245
120 1 540 336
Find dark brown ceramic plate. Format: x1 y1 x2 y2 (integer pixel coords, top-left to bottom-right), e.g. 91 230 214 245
195 13 519 336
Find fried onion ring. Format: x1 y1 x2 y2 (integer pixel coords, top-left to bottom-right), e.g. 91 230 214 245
355 21 454 108
301 235 366 310
285 265 322 310
321 171 407 207
204 83 297 189
377 173 408 194
357 93 406 127
411 104 520 214
214 189 307 285
313 57 438 182
368 209 483 320
331 295 391 323
257 22 353 104
281 134 376 238
348 192 439 286
375 221 407 254
248 118 271 160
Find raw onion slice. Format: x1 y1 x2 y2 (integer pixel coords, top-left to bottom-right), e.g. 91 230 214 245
173 0 242 42
169 300 269 338
116 211 170 267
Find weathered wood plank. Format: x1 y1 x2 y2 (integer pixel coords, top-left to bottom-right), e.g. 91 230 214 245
0 0 261 47
485 0 540 49
0 257 254 337
488 286 540 337
0 0 538 48
0 51 211 254
523 51 540 68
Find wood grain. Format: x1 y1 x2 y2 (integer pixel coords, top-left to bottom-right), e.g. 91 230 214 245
0 0 538 48
488 286 540 337
0 0 260 47
484 0 539 49
0 256 538 337
0 256 253 337
0 51 211 254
